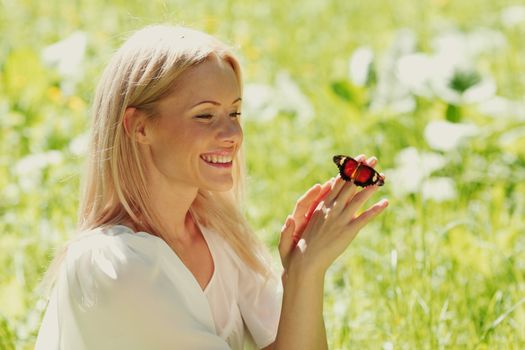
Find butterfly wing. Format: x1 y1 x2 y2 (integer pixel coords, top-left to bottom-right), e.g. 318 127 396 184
353 165 374 186
333 154 385 187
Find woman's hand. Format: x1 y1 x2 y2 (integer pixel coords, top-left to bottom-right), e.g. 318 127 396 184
279 155 388 277
278 178 331 273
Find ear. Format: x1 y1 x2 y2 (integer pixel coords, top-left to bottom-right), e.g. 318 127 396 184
123 107 150 144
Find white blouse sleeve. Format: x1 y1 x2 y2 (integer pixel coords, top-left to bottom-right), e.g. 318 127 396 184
35 229 229 350
237 261 283 349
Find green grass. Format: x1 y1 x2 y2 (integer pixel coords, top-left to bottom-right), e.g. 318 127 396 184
1 0 524 349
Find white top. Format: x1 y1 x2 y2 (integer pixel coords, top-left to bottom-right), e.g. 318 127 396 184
35 225 283 350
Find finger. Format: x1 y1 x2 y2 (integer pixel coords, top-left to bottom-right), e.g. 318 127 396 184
305 180 332 221
333 180 358 214
349 199 389 233
343 184 382 221
293 183 322 218
324 175 346 207
278 216 296 260
366 156 377 168
354 154 366 162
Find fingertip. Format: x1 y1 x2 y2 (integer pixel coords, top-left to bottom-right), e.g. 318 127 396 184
306 183 322 197
333 174 344 186
281 216 293 231
376 198 389 212
367 156 378 167
355 154 366 162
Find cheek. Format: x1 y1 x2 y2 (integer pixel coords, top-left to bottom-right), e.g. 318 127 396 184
237 124 244 145
148 126 188 166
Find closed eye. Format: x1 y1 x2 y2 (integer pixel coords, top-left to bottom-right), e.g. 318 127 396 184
194 112 240 120
194 114 213 120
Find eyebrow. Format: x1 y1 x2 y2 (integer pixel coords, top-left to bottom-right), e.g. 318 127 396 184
191 97 242 108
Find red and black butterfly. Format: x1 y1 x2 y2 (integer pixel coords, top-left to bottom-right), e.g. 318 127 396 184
333 155 385 187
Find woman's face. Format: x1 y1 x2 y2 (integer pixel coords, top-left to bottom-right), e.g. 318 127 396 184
145 54 243 192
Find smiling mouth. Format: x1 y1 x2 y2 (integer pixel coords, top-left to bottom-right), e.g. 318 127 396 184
200 154 233 168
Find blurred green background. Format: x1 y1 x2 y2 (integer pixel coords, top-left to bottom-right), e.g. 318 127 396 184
1 0 524 349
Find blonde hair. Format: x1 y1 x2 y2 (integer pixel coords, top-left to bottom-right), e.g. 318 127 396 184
38 24 272 298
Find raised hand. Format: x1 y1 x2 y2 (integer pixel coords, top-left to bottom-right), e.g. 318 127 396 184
279 155 387 276
278 179 331 272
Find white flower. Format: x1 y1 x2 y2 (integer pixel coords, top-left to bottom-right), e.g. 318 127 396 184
385 147 447 196
243 71 314 123
396 28 501 105
396 147 447 174
498 125 525 147
370 76 415 113
434 73 496 105
369 29 417 113
431 29 506 63
390 249 398 270
332 298 348 318
465 28 507 57
432 32 470 65
389 28 418 56
41 31 87 94
424 120 479 152
386 166 421 196
461 78 497 104
42 31 87 77
348 47 374 86
14 151 64 192
397 53 495 105
382 342 394 350
478 96 525 119
422 177 457 202
243 84 279 122
275 71 314 122
14 151 63 175
501 5 525 27
396 53 435 98
69 132 90 156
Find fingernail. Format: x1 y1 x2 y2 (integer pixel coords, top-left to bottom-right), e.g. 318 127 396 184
379 198 389 207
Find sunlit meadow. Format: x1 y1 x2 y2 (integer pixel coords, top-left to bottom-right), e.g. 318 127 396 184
1 1 524 349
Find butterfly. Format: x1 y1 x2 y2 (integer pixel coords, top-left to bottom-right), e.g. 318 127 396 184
333 155 385 187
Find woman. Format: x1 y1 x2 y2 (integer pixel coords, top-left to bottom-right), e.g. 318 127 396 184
35 24 388 349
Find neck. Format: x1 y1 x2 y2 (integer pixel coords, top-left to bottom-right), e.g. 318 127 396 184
145 174 200 245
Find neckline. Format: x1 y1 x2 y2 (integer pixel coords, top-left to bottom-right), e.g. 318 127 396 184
112 223 217 293
200 228 216 294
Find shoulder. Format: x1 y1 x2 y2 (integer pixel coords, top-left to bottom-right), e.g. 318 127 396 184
66 225 160 275
64 225 161 308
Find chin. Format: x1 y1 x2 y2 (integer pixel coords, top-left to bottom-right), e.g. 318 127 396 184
202 179 234 192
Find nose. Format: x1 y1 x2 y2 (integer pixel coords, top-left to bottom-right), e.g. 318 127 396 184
217 116 243 146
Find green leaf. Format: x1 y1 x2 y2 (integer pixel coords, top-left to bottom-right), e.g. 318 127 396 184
331 80 354 102
446 104 462 123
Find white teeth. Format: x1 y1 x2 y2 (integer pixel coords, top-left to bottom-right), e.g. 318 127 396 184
201 154 233 164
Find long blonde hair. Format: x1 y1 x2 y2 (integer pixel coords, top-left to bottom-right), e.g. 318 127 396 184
39 24 272 298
